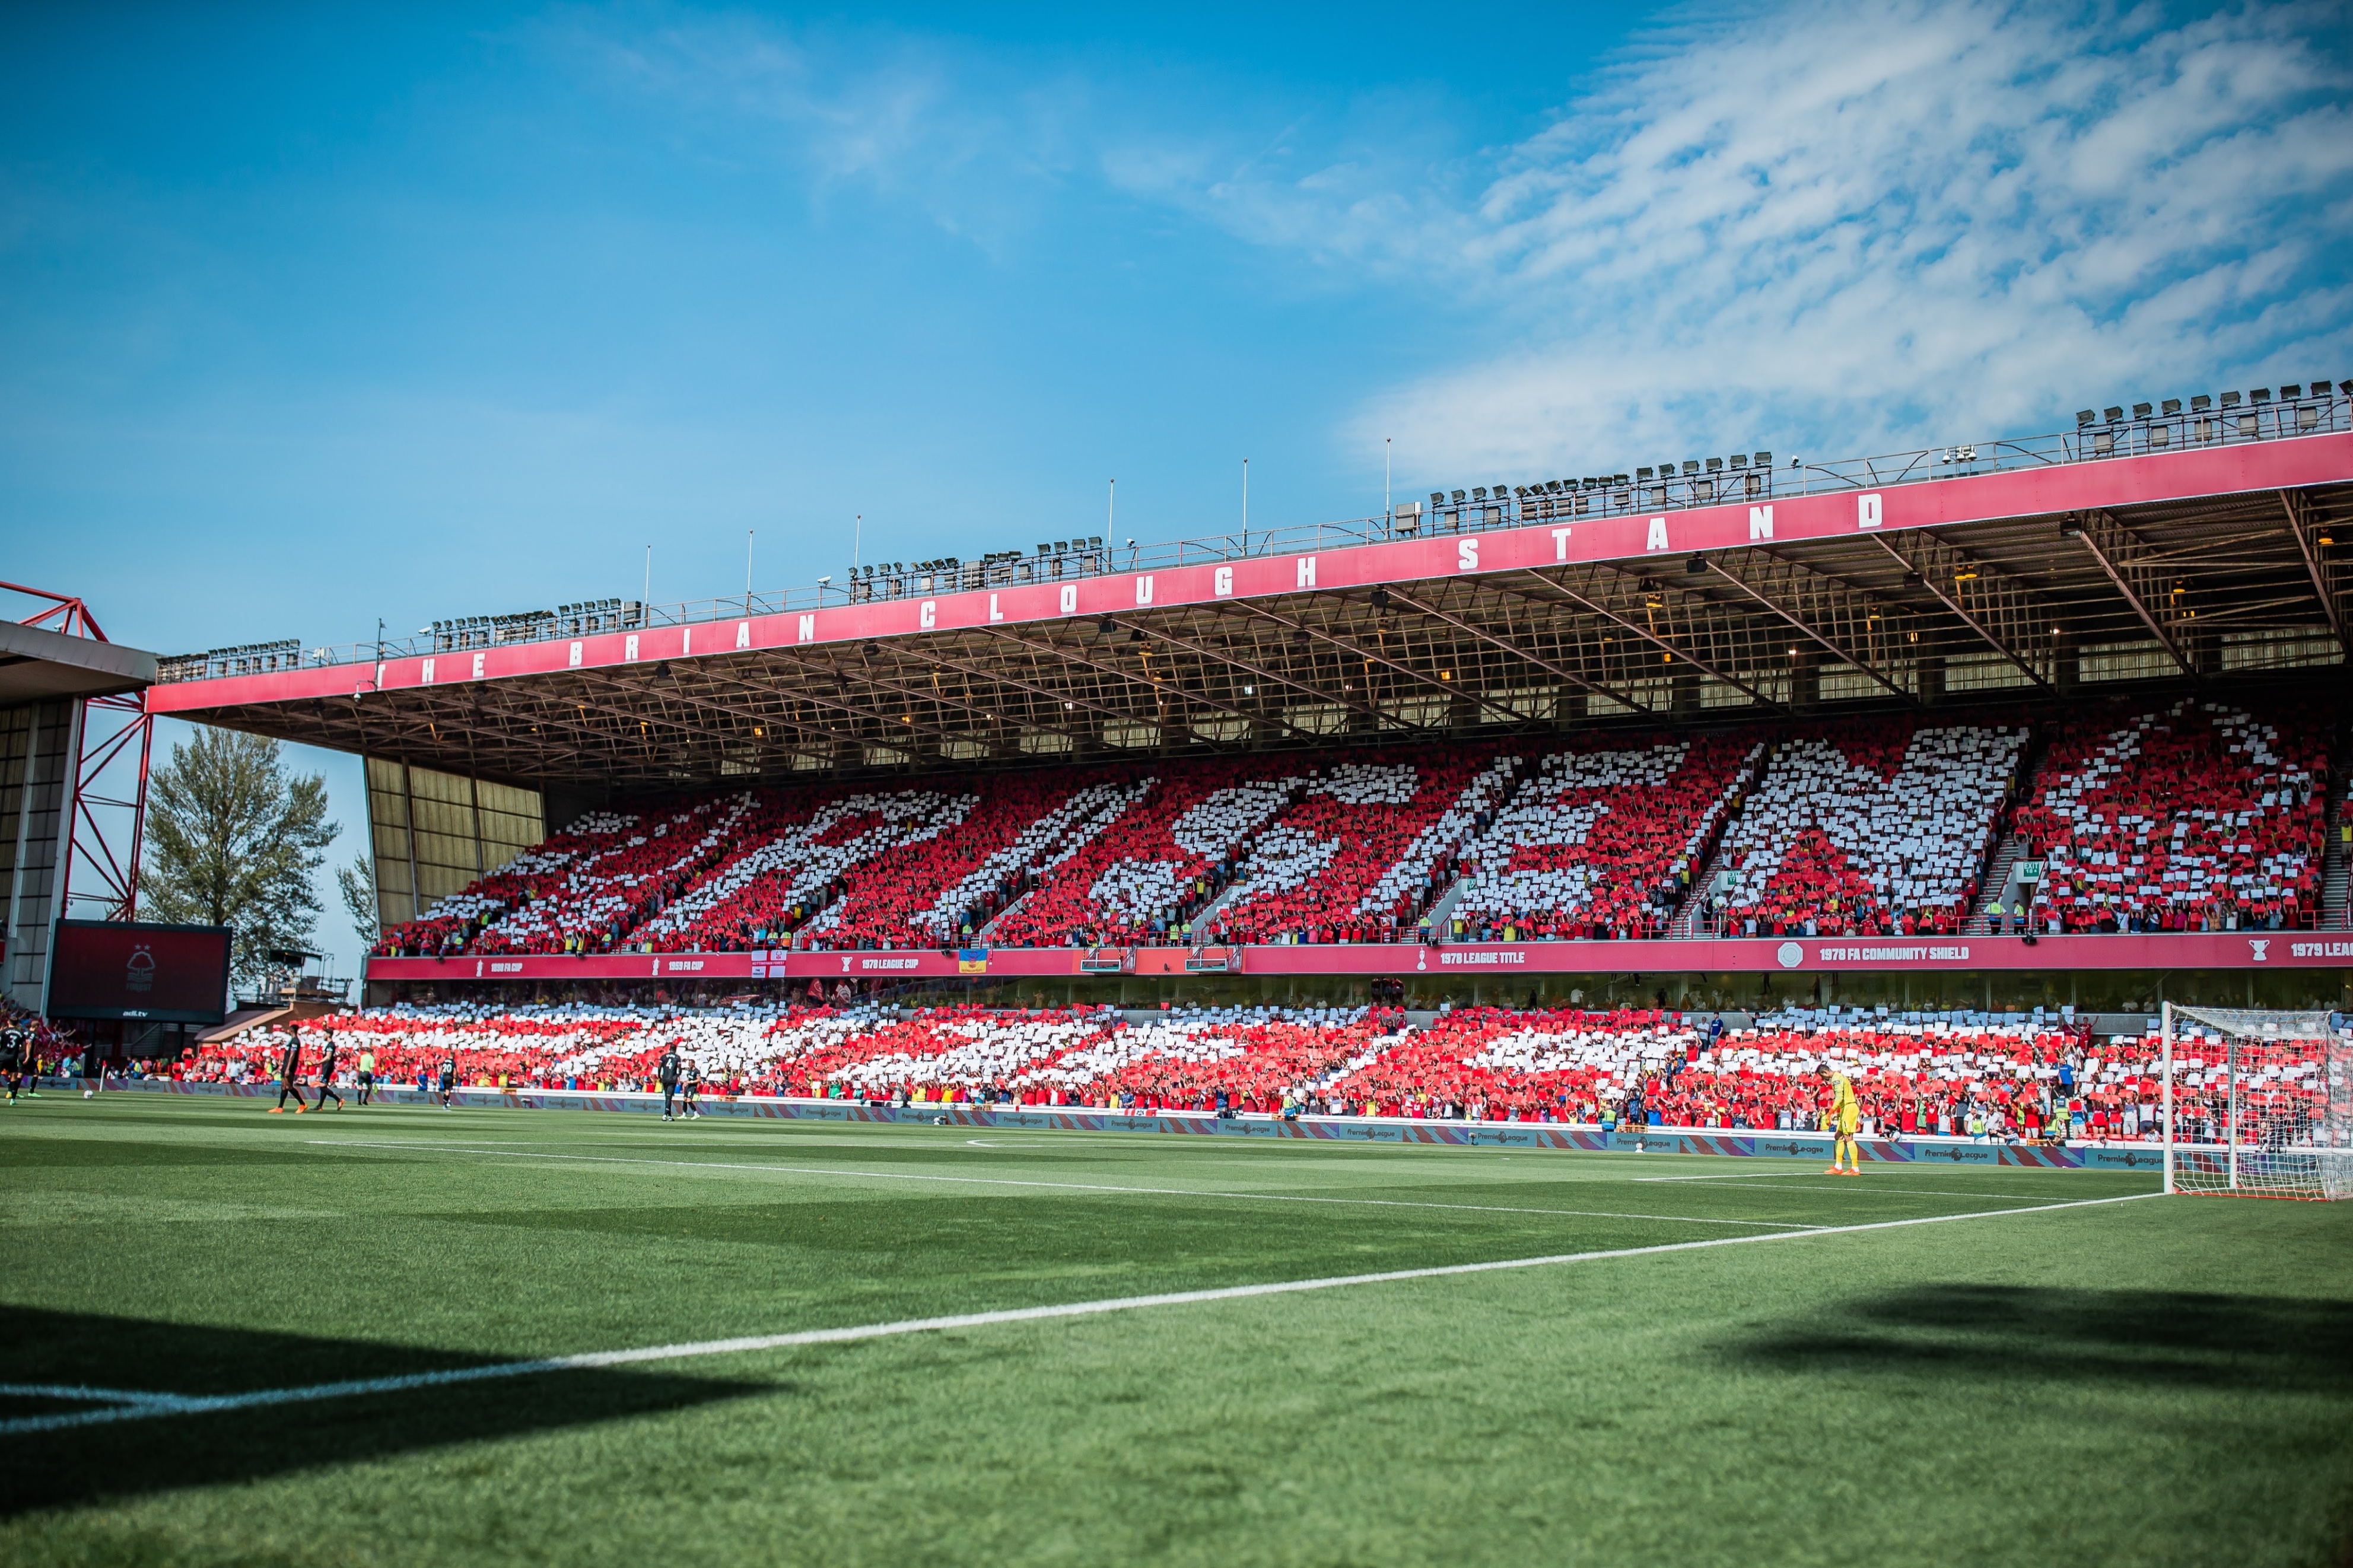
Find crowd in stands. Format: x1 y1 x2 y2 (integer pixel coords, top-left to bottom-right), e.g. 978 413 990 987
0 998 75 1070
174 997 2339 1146
367 704 2341 958
1706 721 2026 938
2011 701 2330 933
1209 755 1492 945
644 787 978 952
1448 737 1758 941
987 761 1305 947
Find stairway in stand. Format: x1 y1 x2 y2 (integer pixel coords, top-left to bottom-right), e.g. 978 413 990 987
2323 780 2350 931
1668 834 1741 936
1964 833 2027 935
1667 746 1775 937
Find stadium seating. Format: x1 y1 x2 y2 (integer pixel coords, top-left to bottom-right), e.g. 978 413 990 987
1445 736 1759 942
986 760 1312 947
368 703 2333 955
2009 700 2330 932
1707 720 2026 938
1207 753 1496 945
184 1000 2279 1147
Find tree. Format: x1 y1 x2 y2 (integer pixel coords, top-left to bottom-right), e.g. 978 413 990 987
337 851 379 952
142 727 339 986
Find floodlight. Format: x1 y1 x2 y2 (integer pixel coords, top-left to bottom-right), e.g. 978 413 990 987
1705 457 1723 473
2161 399 2181 416
2281 384 2302 400
1636 467 1654 481
1451 490 1465 504
1686 556 1708 576
2252 388 2272 403
1681 460 1699 476
1471 487 1487 501
2221 392 2241 408
2132 403 2152 419
1729 454 1747 469
2190 395 2211 412
2103 406 2122 422
2077 410 2096 427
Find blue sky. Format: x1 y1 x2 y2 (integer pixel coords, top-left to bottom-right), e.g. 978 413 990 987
5 0 2349 976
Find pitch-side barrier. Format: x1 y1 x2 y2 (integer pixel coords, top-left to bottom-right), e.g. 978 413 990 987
77 1076 2168 1171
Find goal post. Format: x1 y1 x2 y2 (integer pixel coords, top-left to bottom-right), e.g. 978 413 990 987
2161 1000 2351 1200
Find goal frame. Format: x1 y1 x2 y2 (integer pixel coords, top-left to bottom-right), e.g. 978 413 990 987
2161 1000 2349 1199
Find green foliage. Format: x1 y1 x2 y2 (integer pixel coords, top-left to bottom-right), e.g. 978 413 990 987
336 851 379 950
140 726 338 984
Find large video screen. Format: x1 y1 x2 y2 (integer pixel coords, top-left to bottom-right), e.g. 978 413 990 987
47 921 232 1023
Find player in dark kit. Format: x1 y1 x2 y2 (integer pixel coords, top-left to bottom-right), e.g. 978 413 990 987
271 1031 308 1114
659 1046 682 1121
437 1054 457 1109
0 1023 23 1105
313 1033 345 1111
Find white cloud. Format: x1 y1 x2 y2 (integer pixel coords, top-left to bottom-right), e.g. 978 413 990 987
1128 0 2353 477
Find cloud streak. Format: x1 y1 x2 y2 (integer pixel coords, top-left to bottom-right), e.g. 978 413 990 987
1118 0 2353 478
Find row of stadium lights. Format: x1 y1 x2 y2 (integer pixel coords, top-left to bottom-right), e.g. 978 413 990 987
1426 453 1778 519
841 539 1117 599
2077 380 2340 427
2073 381 2344 456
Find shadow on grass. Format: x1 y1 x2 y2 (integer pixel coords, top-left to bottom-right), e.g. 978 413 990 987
1725 1284 2353 1394
0 1308 770 1516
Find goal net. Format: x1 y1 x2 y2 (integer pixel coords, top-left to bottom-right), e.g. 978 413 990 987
2163 1003 2351 1200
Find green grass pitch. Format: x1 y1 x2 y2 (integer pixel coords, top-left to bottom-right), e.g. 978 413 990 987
4 1095 2350 1567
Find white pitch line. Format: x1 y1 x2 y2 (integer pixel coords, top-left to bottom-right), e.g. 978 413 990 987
0 1191 2158 1437
304 1140 1832 1232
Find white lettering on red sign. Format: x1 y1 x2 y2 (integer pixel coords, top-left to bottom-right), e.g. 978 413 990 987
625 634 640 661
1550 527 1572 561
1749 505 1773 541
1214 566 1233 596
421 657 435 683
470 652 485 680
1457 536 1479 571
988 594 1004 623
1297 556 1317 589
1858 492 1883 529
1136 575 1155 606
920 599 937 629
568 641 583 667
1646 517 1669 551
736 621 751 650
797 615 815 644
1060 584 1079 614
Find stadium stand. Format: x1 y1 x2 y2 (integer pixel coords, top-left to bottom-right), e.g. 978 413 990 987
1445 735 1759 942
1705 719 2027 939
2009 700 2331 932
369 704 2337 956
183 999 2327 1147
1205 752 1496 946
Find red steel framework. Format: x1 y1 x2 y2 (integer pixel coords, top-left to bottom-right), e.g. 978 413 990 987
3 581 153 924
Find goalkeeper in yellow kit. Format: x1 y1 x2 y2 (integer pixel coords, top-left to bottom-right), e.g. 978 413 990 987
1819 1066 1862 1176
